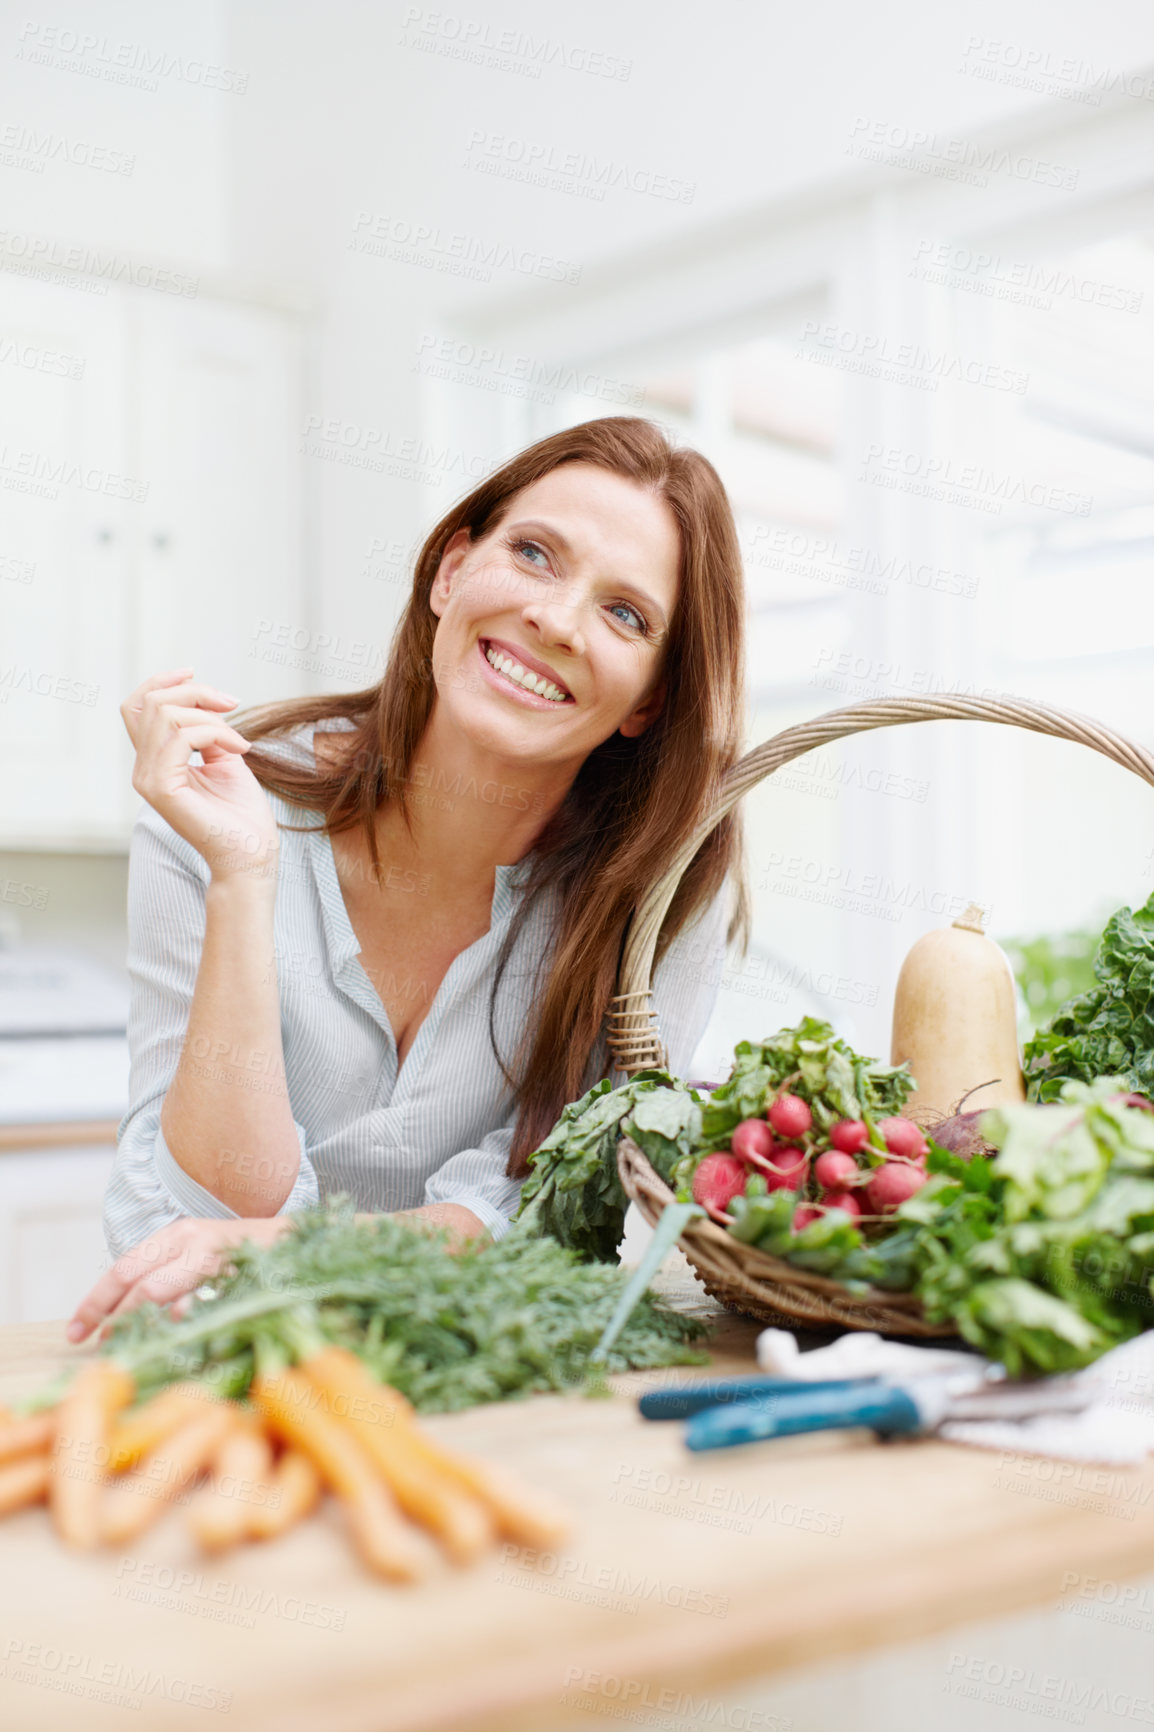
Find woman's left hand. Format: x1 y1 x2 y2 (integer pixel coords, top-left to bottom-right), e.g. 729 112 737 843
66 1216 294 1343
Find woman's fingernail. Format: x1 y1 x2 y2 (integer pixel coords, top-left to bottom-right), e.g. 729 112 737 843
65 1320 85 1342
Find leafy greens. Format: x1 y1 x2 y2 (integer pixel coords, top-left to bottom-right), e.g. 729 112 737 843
689 1016 915 1156
102 1204 706 1411
516 1070 702 1261
1024 889 1154 1103
719 1079 1154 1375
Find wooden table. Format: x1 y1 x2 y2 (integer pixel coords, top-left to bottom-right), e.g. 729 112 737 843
3 1274 1154 1732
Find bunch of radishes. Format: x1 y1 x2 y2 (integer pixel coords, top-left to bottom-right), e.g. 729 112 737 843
690 1090 930 1230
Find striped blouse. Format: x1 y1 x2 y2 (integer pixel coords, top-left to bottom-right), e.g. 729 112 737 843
103 721 728 1257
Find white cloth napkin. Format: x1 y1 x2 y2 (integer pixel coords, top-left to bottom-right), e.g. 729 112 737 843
755 1327 1154 1465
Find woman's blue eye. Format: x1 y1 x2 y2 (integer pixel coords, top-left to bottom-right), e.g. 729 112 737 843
609 602 645 631
515 539 549 567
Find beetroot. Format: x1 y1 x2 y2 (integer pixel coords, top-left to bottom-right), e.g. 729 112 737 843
878 1116 929 1162
767 1093 812 1139
932 1109 996 1160
866 1161 927 1214
731 1118 775 1164
821 1188 863 1220
830 1119 869 1155
813 1149 859 1189
692 1153 748 1222
761 1144 809 1192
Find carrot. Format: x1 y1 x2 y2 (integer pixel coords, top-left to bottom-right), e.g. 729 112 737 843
247 1448 321 1541
250 1369 429 1582
303 1347 569 1550
100 1401 236 1545
0 1454 50 1516
303 1348 493 1564
0 1410 55 1463
400 1439 570 1550
49 1361 135 1548
107 1382 221 1473
187 1415 274 1551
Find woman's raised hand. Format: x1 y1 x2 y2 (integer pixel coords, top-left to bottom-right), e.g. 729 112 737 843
121 668 280 880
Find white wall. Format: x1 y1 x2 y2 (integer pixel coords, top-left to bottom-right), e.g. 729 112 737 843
218 0 1154 659
0 0 231 264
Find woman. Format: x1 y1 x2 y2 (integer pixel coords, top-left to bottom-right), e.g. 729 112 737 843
68 416 747 1341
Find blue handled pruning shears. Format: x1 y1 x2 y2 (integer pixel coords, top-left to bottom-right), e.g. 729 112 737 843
639 1371 1094 1451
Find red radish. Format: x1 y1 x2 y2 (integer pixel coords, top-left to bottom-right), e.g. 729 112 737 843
813 1149 859 1189
762 1144 809 1192
691 1153 748 1222
878 1116 929 1162
866 1161 927 1214
767 1093 812 1139
821 1189 863 1220
830 1119 869 1155
731 1118 775 1164
792 1205 821 1231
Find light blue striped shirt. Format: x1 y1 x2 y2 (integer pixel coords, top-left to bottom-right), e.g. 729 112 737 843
103 722 728 1256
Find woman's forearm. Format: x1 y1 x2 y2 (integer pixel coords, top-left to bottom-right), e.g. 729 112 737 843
160 874 300 1214
397 1203 489 1245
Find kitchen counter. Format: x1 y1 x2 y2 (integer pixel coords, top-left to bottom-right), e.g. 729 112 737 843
3 1282 1154 1732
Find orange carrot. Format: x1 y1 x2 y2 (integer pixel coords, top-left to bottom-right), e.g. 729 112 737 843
0 1454 50 1516
187 1416 274 1551
0 1410 55 1463
303 1349 493 1564
250 1369 429 1582
303 1347 569 1549
247 1448 321 1540
49 1361 135 1548
100 1401 236 1545
107 1382 221 1473
424 1452 572 1550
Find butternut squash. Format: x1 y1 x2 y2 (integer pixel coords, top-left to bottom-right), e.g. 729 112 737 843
890 903 1025 1122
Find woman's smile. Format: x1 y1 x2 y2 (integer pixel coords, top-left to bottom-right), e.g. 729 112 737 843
478 637 575 707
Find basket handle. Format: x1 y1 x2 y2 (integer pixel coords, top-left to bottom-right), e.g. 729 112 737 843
607 693 1154 1074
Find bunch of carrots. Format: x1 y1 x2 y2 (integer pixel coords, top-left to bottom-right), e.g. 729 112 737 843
0 1345 569 1581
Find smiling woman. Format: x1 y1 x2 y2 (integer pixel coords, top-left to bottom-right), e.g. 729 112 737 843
71 417 747 1339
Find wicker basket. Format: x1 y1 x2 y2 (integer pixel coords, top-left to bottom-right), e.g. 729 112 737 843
608 694 1154 1335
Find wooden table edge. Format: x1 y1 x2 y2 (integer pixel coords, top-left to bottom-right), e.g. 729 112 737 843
0 1119 118 1152
248 1457 1154 1732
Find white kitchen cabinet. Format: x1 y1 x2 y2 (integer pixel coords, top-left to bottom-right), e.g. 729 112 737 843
0 275 132 848
132 292 309 714
0 275 308 850
0 1142 116 1325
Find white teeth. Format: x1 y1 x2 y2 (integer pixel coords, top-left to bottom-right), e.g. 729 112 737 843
484 644 567 702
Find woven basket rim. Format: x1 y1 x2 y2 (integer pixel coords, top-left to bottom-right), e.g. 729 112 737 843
609 693 1154 1076
603 693 1154 1337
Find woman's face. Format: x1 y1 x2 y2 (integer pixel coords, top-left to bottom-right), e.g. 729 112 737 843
428 462 681 774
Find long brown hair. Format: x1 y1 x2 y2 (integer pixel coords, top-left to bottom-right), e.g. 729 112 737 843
237 417 747 1173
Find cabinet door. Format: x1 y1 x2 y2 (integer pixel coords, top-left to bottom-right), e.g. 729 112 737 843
0 275 132 847
0 282 307 849
0 1146 116 1325
132 294 308 713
